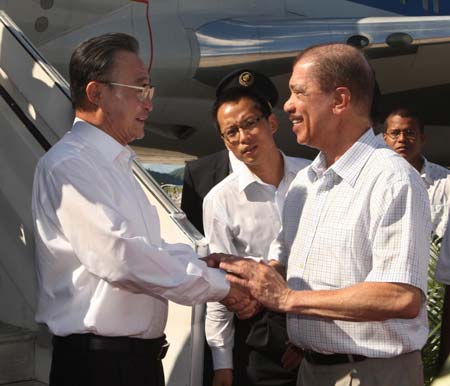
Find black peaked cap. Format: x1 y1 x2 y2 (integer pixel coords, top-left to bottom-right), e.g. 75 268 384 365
216 69 279 108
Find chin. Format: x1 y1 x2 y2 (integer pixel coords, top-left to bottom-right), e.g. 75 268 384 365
242 156 257 165
397 151 411 158
134 127 145 140
296 135 308 145
293 129 306 144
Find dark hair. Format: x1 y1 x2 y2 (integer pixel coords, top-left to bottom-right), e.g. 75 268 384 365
69 33 139 110
294 43 375 114
384 107 424 133
212 88 272 132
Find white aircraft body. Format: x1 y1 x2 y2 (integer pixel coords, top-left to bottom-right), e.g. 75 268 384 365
1 0 450 162
0 1 449 385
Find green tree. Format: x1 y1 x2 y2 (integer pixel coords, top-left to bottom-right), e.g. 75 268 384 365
423 235 445 385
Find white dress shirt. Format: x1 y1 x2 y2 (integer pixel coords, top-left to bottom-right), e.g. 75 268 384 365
420 158 450 238
203 153 310 369
269 129 430 357
437 224 450 285
32 119 229 339
421 158 450 285
227 149 242 173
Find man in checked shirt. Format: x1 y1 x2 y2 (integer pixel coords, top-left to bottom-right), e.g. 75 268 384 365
207 43 431 386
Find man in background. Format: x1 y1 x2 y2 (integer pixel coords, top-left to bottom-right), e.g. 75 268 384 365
383 107 450 370
383 107 450 237
181 149 230 235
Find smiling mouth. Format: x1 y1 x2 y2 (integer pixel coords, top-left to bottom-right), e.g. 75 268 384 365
241 145 257 155
290 116 304 126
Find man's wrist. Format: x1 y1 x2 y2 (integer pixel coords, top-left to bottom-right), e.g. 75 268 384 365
268 259 286 276
282 289 297 313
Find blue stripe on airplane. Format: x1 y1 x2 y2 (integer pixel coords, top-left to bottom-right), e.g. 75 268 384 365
347 0 450 15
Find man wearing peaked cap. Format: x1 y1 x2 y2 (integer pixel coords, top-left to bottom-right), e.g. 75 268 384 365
203 68 309 386
181 69 280 236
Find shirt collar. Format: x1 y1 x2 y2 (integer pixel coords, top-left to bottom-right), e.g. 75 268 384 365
71 118 135 164
309 128 379 187
228 150 243 173
420 157 433 184
237 151 291 192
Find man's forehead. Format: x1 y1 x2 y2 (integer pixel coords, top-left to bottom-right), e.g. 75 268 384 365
290 60 316 83
295 59 316 71
219 97 260 116
387 115 419 129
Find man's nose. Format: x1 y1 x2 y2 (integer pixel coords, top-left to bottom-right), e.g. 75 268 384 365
396 131 408 142
239 128 252 143
143 98 153 112
284 96 294 113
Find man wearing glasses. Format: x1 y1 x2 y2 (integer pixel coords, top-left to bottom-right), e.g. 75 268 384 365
383 108 450 369
203 69 309 386
31 33 256 386
383 108 450 238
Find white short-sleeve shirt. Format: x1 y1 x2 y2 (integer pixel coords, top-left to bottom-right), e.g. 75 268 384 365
270 129 430 357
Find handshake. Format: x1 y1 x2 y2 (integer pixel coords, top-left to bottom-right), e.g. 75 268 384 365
202 253 291 319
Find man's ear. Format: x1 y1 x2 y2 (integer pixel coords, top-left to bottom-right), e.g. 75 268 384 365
85 81 103 106
332 87 351 115
268 113 279 134
223 140 232 151
216 125 230 150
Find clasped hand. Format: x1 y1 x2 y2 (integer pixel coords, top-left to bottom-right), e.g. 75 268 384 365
203 253 259 319
203 253 291 313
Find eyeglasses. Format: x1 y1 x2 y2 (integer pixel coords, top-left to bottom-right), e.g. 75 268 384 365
385 129 418 141
221 116 264 144
102 81 155 102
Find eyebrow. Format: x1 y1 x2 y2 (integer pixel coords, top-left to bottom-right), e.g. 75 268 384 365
134 76 151 85
290 84 306 93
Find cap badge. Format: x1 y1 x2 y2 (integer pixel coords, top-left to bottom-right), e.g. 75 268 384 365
238 71 254 87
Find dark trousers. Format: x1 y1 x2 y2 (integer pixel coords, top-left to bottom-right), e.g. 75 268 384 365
50 334 166 386
233 313 298 386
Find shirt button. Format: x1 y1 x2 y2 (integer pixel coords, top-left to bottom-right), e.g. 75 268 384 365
299 263 305 269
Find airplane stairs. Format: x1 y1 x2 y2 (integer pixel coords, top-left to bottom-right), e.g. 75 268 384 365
0 322 45 385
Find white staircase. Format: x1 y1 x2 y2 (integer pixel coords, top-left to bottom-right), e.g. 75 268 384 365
0 321 40 385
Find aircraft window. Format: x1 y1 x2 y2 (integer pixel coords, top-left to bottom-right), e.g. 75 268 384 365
40 0 54 10
433 0 439 13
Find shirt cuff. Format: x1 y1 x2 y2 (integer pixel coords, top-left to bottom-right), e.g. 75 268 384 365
210 346 233 370
245 256 263 263
436 250 450 285
207 267 230 301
